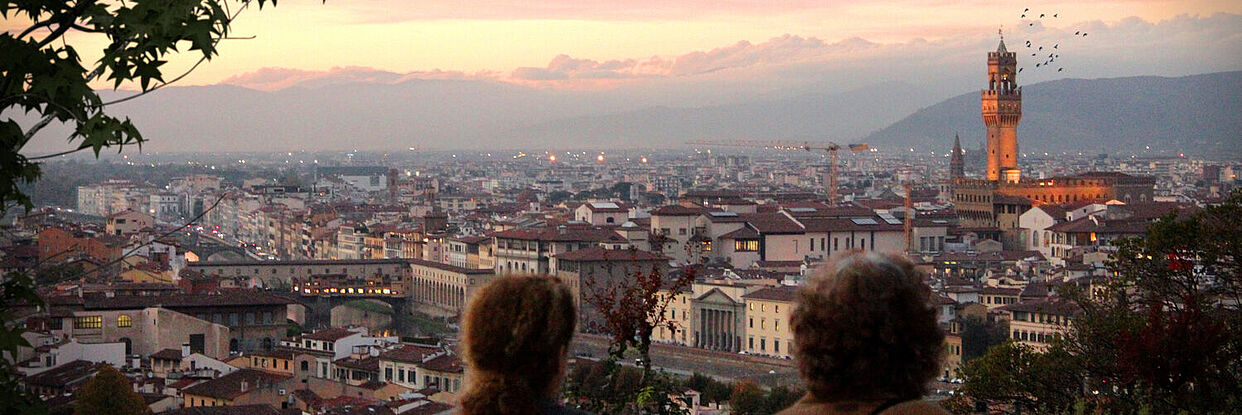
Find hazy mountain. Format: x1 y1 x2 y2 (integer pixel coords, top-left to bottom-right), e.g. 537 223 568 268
502 82 938 149
863 71 1242 156
22 71 1240 155
63 80 937 152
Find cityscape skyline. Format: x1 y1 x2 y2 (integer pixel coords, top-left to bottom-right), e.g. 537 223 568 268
3 2 1241 414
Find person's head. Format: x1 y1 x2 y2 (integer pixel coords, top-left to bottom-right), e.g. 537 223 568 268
458 275 577 415
790 251 943 403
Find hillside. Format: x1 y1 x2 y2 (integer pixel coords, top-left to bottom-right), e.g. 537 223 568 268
863 71 1242 156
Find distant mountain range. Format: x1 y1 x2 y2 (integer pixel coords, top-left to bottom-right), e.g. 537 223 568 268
23 71 1240 156
864 71 1242 156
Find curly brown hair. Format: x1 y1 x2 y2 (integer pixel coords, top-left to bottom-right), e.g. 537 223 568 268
458 275 577 415
790 251 944 402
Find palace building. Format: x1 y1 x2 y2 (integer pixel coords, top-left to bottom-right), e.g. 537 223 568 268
952 35 1155 247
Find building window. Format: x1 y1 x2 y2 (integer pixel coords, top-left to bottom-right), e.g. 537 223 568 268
74 315 102 329
734 240 758 252
117 314 132 328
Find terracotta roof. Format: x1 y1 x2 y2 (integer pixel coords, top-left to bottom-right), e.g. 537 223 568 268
798 217 903 232
583 202 630 213
743 212 804 234
23 360 99 388
934 295 958 305
378 344 441 364
182 369 291 400
978 286 1022 296
650 205 707 216
333 355 379 372
75 290 292 310
418 354 463 373
554 247 667 262
718 226 759 240
742 285 798 302
492 227 625 242
161 404 283 415
150 348 183 361
1046 216 1149 234
452 235 489 244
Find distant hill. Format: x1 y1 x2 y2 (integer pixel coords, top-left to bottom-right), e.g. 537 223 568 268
863 71 1242 156
503 82 940 148
21 72 1239 155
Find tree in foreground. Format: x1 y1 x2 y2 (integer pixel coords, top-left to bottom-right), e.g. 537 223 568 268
728 380 766 415
952 191 1242 414
2 0 280 215
2 1 281 413
74 364 149 415
567 264 695 413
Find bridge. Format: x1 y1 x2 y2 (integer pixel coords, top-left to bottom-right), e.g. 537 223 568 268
182 232 256 262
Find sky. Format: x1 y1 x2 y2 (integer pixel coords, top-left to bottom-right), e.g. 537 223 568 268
7 0 1242 154
17 0 1241 93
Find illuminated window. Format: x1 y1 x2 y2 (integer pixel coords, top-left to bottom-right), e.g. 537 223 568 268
734 240 759 252
117 314 132 328
74 315 102 329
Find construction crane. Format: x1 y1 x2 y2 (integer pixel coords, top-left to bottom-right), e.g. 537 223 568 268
685 139 869 204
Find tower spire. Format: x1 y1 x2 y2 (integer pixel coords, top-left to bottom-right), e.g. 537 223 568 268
950 133 965 179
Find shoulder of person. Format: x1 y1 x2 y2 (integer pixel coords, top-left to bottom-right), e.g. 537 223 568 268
774 397 950 415
880 400 951 415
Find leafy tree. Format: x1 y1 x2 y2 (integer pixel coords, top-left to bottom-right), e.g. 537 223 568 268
74 364 149 415
762 385 804 414
0 271 45 415
569 265 696 413
2 0 279 215
2 2 283 414
728 380 765 415
683 372 732 404
954 341 1081 414
958 315 1009 362
955 191 1242 414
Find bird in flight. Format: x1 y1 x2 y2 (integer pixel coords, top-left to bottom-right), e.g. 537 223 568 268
1053 44 1058 49
1040 13 1045 18
1038 46 1043 51
1058 68 1063 72
1082 32 1088 36
1019 68 1024 73
1054 13 1058 18
1075 31 1080 35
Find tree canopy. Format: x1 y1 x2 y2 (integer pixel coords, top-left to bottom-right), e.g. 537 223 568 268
2 0 277 214
74 364 149 415
952 191 1242 414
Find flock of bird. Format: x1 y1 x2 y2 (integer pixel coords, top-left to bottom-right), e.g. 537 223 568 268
1014 8 1090 74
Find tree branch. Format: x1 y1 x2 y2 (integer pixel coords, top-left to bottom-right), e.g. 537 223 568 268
103 1 252 107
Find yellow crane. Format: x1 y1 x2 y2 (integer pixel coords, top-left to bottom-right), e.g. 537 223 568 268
685 139 869 204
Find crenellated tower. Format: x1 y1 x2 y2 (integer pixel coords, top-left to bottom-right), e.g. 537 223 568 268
982 32 1022 182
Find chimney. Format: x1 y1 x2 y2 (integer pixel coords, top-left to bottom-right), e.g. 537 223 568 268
181 343 190 358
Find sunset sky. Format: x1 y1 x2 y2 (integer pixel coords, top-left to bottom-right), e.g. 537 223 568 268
22 0 1240 91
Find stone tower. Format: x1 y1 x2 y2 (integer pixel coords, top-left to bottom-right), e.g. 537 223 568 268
982 32 1022 182
950 133 965 179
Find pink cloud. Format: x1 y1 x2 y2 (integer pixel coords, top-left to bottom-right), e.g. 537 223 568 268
221 66 499 91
